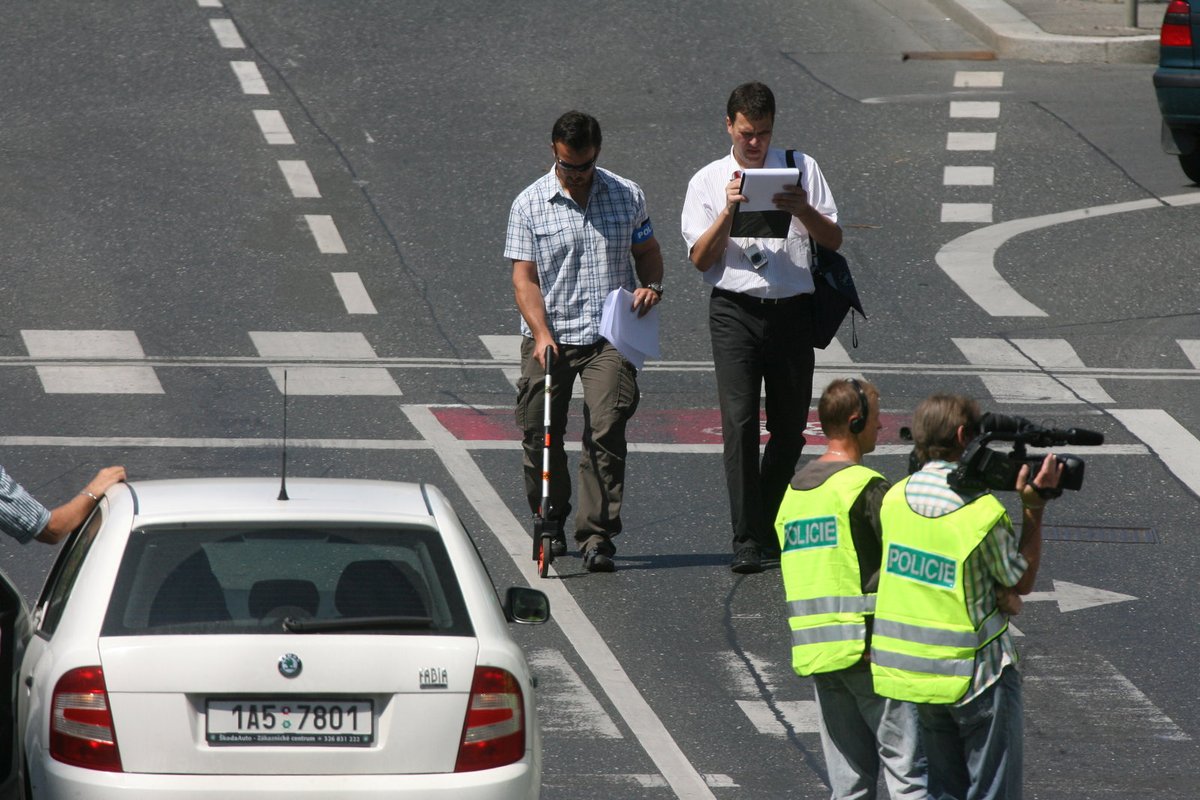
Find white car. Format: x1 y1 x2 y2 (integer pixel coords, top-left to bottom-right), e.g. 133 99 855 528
2 478 549 799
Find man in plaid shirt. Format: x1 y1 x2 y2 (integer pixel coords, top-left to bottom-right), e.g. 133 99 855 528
504 111 663 573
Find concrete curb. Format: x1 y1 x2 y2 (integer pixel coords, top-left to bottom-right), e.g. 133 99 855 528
932 0 1158 63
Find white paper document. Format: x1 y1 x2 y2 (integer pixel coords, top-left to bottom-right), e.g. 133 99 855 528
600 287 660 371
736 167 801 212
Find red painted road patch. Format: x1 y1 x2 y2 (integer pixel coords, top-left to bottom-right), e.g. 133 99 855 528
431 407 910 446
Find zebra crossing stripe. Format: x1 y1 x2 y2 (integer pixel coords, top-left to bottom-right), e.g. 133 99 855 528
1110 409 1200 497
527 649 621 739
20 330 163 395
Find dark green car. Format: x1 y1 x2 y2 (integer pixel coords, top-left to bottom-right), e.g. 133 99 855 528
1155 0 1200 181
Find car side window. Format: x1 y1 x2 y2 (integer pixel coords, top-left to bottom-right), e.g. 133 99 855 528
38 508 103 637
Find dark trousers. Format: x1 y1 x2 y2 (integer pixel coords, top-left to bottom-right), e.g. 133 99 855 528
709 288 815 555
515 337 639 548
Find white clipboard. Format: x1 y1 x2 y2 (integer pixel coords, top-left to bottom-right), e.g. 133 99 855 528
737 167 801 212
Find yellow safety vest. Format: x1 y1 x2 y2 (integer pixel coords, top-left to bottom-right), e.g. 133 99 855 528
775 464 883 676
870 476 1009 704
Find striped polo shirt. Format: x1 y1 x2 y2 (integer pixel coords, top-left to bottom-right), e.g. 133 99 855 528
0 465 51 544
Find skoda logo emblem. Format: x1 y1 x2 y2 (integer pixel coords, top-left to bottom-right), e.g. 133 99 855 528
278 653 302 678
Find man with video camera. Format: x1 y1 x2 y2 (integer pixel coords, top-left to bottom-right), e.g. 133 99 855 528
871 393 1062 800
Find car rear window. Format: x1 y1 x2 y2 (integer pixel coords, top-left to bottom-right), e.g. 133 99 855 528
101 525 473 637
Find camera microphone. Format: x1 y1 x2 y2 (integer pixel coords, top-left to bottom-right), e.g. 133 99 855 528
1055 428 1104 447
981 412 1104 447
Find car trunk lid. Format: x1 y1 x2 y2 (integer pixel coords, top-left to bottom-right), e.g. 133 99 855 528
99 635 478 774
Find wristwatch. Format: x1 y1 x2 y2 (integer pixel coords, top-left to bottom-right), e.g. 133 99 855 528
644 282 664 297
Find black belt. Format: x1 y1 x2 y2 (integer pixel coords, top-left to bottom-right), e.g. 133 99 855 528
712 287 811 306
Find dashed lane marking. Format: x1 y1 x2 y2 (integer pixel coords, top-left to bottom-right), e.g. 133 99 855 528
278 160 320 198
944 166 994 186
949 100 1000 118
208 18 244 48
331 273 378 314
304 214 347 253
947 131 997 151
941 202 994 223
230 60 268 95
954 70 1004 88
196 0 223 7
253 110 295 145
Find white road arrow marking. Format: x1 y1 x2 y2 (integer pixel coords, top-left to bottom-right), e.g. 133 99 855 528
1024 580 1136 612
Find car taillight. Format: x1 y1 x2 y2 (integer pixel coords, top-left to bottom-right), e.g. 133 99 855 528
50 667 123 772
454 666 525 772
1162 0 1194 47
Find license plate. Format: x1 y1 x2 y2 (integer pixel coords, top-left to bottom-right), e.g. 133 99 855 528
206 699 374 746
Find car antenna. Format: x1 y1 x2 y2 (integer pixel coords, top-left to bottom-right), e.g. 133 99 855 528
278 368 290 501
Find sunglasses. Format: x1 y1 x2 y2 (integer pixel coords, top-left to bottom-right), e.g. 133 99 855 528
556 156 596 173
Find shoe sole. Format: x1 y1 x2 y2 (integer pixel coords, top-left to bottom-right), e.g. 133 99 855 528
730 561 763 574
585 555 616 573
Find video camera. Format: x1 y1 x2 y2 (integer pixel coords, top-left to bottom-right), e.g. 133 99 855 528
904 413 1104 496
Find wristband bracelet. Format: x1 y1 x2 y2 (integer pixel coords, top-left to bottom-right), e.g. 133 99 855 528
80 491 100 502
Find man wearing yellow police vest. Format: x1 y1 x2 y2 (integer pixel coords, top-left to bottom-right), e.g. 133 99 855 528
775 379 926 799
872 394 1061 800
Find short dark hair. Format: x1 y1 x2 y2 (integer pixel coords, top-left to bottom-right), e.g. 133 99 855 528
726 82 775 123
818 378 877 436
551 111 602 151
912 393 982 466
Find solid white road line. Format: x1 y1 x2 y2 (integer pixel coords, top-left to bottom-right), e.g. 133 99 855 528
278 160 320 198
209 18 244 48
332 273 378 314
304 214 348 253
1110 409 1200 496
947 131 997 151
402 404 718 800
253 110 295 145
230 61 268 94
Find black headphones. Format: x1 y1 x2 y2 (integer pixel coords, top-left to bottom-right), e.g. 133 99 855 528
848 378 869 435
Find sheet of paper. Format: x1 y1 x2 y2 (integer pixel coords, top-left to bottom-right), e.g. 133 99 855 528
599 287 660 371
737 167 801 212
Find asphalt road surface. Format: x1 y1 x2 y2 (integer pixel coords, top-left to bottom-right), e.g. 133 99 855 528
1 1 1197 798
